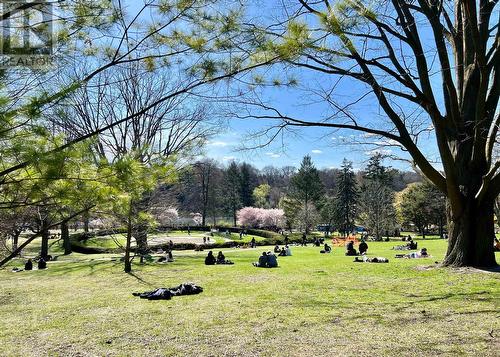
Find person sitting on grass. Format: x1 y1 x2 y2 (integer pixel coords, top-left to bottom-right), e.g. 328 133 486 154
216 251 225 264
320 243 332 254
285 245 292 256
345 241 357 256
215 251 234 264
278 247 287 256
406 238 417 250
24 259 33 271
267 252 278 267
158 251 174 263
253 252 269 267
274 245 281 253
205 251 216 265
359 240 368 255
37 258 47 270
314 237 321 247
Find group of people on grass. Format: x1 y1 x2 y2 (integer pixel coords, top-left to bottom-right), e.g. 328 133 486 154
205 251 234 265
15 257 47 272
274 245 292 256
345 239 369 256
253 251 278 268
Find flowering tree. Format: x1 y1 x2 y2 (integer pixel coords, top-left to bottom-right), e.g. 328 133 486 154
237 207 284 229
190 212 203 226
152 207 179 227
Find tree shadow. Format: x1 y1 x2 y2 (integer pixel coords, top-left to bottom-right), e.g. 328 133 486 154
45 259 119 276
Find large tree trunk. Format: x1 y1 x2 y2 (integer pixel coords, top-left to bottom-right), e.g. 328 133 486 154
443 197 497 267
40 224 49 259
83 210 89 233
131 195 150 255
61 221 71 255
124 208 133 273
133 223 149 256
11 230 21 252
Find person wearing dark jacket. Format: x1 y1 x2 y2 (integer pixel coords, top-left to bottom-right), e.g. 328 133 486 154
37 258 47 270
359 240 368 255
24 259 33 271
253 252 269 267
205 251 216 265
267 253 278 267
216 251 225 264
346 241 357 256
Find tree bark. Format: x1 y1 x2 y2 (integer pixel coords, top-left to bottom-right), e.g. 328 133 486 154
12 230 21 252
40 223 49 259
61 221 71 255
124 206 133 273
133 223 149 255
83 210 89 233
443 197 497 267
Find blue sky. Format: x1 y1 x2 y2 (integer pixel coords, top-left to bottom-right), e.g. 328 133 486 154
122 0 443 172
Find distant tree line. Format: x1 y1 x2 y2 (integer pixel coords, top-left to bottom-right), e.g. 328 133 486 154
161 153 428 239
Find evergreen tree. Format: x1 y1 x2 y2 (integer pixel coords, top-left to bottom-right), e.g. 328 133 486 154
239 163 256 207
289 155 324 233
334 159 359 236
223 162 242 226
359 154 397 240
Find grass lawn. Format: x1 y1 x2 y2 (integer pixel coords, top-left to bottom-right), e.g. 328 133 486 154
0 239 499 356
75 231 267 250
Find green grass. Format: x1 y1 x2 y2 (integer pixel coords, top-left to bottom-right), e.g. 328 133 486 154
77 231 267 250
1 239 499 356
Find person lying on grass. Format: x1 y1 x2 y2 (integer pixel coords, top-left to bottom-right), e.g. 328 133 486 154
392 240 418 251
158 251 174 263
395 248 430 259
354 256 389 263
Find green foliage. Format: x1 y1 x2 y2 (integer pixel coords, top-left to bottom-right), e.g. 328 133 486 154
359 154 397 239
333 159 359 234
253 184 271 208
288 155 324 232
395 181 446 235
222 162 242 225
289 155 324 204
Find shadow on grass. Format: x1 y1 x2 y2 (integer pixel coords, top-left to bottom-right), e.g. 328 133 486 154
46 259 119 276
126 271 155 287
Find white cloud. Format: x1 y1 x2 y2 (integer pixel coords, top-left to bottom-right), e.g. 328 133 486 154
208 141 230 147
364 149 392 156
222 156 236 161
311 149 323 154
265 152 281 158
